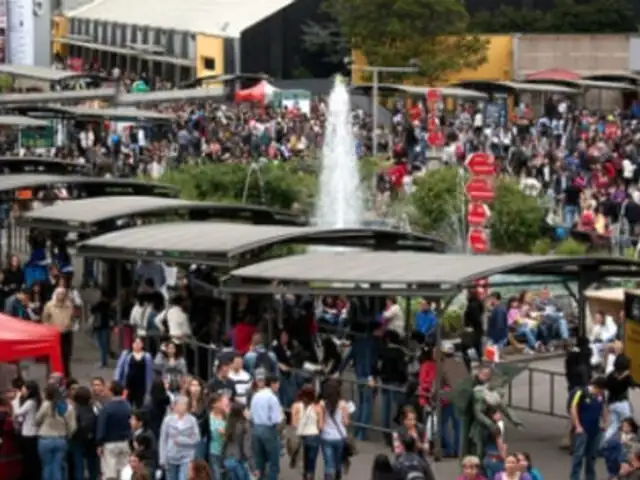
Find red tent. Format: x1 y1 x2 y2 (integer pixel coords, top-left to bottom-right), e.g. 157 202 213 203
0 314 63 373
234 80 277 104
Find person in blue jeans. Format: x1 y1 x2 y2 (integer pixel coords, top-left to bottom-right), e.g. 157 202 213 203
36 383 77 480
90 289 113 368
249 375 283 480
39 437 69 480
320 380 349 480
440 398 460 458
339 330 380 441
570 376 607 480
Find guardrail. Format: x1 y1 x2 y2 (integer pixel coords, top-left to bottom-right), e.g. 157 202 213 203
504 365 570 419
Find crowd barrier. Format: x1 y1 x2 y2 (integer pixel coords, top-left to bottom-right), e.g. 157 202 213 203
503 366 570 419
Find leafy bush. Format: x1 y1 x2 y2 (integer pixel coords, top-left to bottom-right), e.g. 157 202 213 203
161 163 316 211
410 167 546 252
554 238 589 256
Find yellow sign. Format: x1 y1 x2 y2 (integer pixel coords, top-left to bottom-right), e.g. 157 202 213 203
623 291 640 383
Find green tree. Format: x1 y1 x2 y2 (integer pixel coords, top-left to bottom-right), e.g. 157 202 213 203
409 167 546 253
325 0 488 84
470 0 636 34
470 6 549 33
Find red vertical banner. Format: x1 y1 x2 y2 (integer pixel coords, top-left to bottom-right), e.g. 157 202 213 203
465 152 496 253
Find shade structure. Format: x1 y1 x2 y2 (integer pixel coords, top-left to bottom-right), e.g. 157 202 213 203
234 80 278 104
0 314 63 374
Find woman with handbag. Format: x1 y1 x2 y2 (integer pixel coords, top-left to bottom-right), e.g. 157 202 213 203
319 380 351 480
290 385 324 479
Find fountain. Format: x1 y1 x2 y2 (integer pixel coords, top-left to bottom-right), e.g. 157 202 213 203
315 74 364 229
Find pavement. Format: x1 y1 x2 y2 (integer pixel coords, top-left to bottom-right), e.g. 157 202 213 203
15 327 625 480
12 254 627 479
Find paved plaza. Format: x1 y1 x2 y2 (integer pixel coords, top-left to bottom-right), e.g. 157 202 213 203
24 330 617 480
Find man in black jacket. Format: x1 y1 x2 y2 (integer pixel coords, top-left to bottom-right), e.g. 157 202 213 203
376 330 409 442
394 435 436 480
462 288 485 372
129 409 157 475
96 381 132 480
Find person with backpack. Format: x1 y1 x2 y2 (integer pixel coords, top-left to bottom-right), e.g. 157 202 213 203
35 383 77 480
69 386 99 480
243 333 279 377
393 435 436 480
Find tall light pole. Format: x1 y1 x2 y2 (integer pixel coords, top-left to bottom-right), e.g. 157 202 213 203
350 63 419 157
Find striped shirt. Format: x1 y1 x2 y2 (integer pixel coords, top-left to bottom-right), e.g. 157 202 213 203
229 369 252 405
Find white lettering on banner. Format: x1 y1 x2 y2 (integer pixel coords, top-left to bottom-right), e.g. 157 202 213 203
7 0 34 65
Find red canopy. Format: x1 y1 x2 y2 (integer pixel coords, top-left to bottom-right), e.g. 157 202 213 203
0 314 63 374
234 80 277 104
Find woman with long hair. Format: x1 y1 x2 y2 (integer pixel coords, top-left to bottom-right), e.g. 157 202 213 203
158 396 200 480
223 402 254 480
497 453 532 480
114 337 154 409
515 452 542 480
320 379 350 480
35 383 77 480
145 377 171 441
14 380 41 480
392 406 428 459
291 384 323 479
69 386 98 480
188 459 212 480
154 341 188 387
207 393 228 479
370 454 396 480
186 378 208 460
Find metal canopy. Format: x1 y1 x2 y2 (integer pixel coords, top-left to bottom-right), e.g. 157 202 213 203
117 88 226 106
0 65 109 83
0 174 178 198
453 80 578 94
225 251 640 295
18 196 309 231
75 222 447 265
0 116 48 127
0 157 88 175
351 84 488 100
0 88 117 105
68 106 174 122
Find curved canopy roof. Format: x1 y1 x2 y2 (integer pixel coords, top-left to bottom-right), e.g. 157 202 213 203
0 88 117 105
76 222 446 266
452 80 578 94
19 196 308 231
226 251 640 296
0 174 178 197
0 156 88 175
0 64 110 83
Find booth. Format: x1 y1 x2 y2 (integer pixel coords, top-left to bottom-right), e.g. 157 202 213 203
234 80 278 105
0 314 63 373
0 315 63 480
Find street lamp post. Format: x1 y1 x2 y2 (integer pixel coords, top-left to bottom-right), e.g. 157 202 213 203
351 64 419 157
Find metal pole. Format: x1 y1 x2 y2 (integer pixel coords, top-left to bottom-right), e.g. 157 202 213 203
372 68 379 157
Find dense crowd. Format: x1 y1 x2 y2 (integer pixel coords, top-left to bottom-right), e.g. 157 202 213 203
3 64 640 480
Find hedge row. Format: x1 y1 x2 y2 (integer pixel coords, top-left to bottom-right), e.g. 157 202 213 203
159 161 608 255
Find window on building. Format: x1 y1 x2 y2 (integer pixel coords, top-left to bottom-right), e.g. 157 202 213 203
202 57 215 71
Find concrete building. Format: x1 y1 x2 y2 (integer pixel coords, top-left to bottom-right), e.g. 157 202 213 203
52 0 296 85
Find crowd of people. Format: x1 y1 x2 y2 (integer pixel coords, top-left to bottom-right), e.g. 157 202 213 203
3 62 640 480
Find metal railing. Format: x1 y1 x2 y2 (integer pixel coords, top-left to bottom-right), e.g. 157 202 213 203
504 366 569 419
